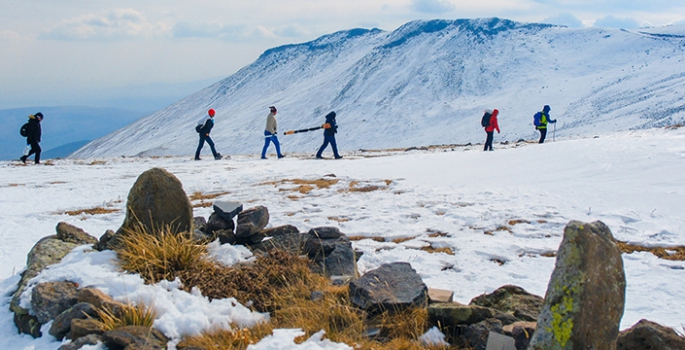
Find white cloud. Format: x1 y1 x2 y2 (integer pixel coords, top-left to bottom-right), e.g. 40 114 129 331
39 9 162 41
410 0 456 14
0 30 21 40
172 21 246 40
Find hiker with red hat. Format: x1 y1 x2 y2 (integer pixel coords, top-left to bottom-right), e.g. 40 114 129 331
482 108 500 151
194 108 222 160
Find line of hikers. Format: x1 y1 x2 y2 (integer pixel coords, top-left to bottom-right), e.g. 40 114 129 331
194 106 341 160
17 105 555 163
481 104 557 151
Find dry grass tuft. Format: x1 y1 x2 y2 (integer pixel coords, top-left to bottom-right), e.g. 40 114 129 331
262 178 340 194
348 236 385 242
420 246 454 255
189 191 230 208
392 236 416 244
328 216 350 223
114 227 208 284
507 219 529 225
178 323 274 350
96 302 156 331
60 207 120 216
89 160 107 165
615 240 685 261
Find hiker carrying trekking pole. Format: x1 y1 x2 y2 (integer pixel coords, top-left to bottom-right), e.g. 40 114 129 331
532 105 556 144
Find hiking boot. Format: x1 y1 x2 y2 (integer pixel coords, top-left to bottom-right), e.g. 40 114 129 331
214 154 222 160
278 155 285 159
261 156 267 159
20 156 27 164
194 158 201 161
315 156 323 159
335 156 343 159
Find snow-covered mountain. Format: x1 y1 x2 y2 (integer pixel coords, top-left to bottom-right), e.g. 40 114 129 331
71 18 685 158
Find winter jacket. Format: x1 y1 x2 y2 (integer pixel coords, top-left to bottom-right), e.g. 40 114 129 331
534 111 555 130
197 116 214 136
265 112 277 134
485 111 500 133
323 112 338 136
26 116 42 143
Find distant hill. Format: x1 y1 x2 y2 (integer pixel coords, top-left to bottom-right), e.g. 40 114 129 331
71 18 685 158
0 106 147 161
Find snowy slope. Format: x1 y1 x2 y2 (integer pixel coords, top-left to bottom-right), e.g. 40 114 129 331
70 18 685 158
2 128 685 350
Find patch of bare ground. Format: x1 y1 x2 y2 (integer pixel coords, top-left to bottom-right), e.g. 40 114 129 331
261 178 340 194
189 191 230 208
58 206 120 216
420 246 455 255
348 236 385 242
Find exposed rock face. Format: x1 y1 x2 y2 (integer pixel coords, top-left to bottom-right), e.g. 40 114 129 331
250 225 304 255
349 262 427 314
617 319 685 350
58 334 101 350
470 285 544 322
49 302 98 340
428 303 515 327
527 221 626 350
115 167 193 239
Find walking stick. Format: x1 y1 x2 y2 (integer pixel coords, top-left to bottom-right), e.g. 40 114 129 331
553 122 556 142
284 123 330 135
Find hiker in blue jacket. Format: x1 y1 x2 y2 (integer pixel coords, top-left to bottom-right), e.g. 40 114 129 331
315 111 342 159
194 108 222 160
20 112 43 164
533 105 556 143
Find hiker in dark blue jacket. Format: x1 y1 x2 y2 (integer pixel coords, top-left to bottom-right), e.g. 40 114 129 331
315 111 342 159
194 108 222 160
21 112 43 164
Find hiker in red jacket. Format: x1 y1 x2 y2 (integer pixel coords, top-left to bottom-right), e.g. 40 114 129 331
483 109 500 151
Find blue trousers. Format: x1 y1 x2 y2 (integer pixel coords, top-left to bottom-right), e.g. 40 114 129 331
316 134 340 158
261 131 282 158
195 134 218 159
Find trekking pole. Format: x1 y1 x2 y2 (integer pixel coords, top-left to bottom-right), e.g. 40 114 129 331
284 123 330 135
553 122 556 142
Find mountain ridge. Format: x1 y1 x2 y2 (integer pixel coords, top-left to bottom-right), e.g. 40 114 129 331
71 17 685 158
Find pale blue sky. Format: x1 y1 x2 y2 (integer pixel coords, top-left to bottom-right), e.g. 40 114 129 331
1 0 683 110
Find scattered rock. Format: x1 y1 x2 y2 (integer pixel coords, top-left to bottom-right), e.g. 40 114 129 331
428 288 454 303
31 281 79 324
617 319 685 350
55 222 98 245
95 229 115 251
77 287 126 317
502 321 536 350
349 262 427 314
67 318 106 341
49 302 98 340
428 303 513 328
469 285 543 322
459 318 504 350
528 221 626 350
303 227 356 277
58 334 102 350
250 225 304 255
102 325 169 350
213 201 243 221
206 212 235 236
235 206 270 244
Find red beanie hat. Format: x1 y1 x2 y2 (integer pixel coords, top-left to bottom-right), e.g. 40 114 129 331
208 108 216 117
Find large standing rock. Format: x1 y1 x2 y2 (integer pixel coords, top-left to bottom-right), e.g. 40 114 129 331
349 262 427 314
617 319 685 350
470 285 544 322
116 167 193 238
527 221 626 350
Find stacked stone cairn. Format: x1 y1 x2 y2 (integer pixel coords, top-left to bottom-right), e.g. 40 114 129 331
8 168 685 350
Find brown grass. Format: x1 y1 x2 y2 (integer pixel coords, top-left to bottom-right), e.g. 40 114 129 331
392 236 416 244
484 225 512 235
96 301 156 330
420 246 455 255
615 240 685 261
178 323 274 350
60 207 120 216
189 191 230 208
427 231 449 238
348 236 385 242
262 178 340 194
328 216 351 222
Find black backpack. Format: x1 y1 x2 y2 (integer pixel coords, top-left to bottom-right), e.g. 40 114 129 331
481 112 491 127
20 123 29 137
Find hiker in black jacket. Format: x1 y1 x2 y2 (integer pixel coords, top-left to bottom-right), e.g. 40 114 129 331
194 108 222 160
21 112 43 164
315 111 342 159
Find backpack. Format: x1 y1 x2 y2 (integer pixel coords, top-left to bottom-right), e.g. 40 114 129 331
20 123 29 137
533 112 542 127
481 113 491 127
195 124 202 133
